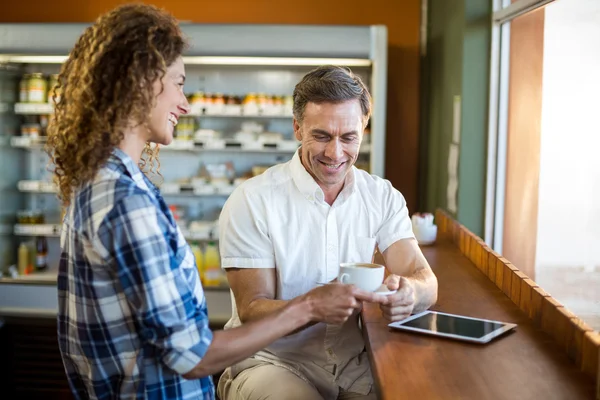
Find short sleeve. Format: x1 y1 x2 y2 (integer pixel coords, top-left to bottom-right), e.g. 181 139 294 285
218 186 275 269
375 180 415 252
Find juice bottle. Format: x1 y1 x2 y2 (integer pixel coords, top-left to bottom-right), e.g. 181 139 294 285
190 242 204 285
35 236 48 271
18 242 29 275
203 241 221 287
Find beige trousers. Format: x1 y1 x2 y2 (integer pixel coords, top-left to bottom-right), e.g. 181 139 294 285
217 360 377 400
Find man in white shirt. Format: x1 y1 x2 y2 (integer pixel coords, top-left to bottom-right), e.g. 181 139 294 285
217 65 438 400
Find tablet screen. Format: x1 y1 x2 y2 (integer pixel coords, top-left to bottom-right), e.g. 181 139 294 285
400 312 506 339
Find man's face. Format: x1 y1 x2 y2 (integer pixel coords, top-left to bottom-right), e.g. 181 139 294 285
294 100 364 191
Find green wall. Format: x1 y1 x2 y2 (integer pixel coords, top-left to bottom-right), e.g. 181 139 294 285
420 0 491 236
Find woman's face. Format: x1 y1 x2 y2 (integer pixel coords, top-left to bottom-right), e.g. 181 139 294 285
147 56 190 145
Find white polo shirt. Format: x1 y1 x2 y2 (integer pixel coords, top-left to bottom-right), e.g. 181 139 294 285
219 150 414 399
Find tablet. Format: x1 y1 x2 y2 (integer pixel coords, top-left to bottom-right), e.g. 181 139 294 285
388 310 517 344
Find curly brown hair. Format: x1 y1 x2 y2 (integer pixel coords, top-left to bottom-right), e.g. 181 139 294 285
46 3 187 206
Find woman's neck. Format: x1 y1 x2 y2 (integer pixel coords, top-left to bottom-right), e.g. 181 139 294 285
118 125 147 164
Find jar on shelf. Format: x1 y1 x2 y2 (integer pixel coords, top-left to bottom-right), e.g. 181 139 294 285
175 116 195 140
190 91 205 106
284 95 294 115
27 73 48 103
256 93 267 106
19 74 30 103
17 210 29 224
16 210 44 225
225 95 237 105
21 123 42 138
39 115 50 136
213 93 225 105
243 93 257 105
24 210 45 224
284 95 293 107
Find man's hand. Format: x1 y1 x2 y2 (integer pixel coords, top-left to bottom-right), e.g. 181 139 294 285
303 283 389 325
380 274 416 322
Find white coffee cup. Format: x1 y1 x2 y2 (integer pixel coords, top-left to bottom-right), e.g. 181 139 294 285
338 262 385 292
414 224 437 245
411 212 438 245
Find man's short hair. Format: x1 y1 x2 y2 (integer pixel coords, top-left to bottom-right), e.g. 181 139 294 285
292 65 372 126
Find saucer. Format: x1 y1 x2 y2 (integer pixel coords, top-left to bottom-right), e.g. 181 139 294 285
374 290 397 295
316 282 397 295
373 284 397 296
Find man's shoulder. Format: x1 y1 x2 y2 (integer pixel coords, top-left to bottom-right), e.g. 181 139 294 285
353 167 396 194
232 162 293 196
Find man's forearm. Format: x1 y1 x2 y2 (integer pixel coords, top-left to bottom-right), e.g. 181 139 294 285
408 268 438 312
240 297 289 322
183 298 311 379
240 297 317 334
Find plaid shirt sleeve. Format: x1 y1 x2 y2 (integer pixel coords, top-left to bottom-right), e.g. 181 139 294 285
99 192 213 375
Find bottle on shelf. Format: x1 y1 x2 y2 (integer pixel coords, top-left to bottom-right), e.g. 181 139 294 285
19 74 30 103
190 242 204 285
18 242 29 275
35 236 48 271
203 241 222 287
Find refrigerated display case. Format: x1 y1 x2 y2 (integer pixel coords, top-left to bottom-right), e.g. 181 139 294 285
0 23 388 323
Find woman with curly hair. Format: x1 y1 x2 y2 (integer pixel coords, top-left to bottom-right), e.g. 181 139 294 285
46 4 319 399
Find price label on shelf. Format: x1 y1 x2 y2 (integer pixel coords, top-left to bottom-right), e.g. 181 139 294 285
169 139 194 150
186 231 211 241
222 104 242 116
160 183 181 194
189 104 204 116
11 136 32 148
14 103 54 115
39 182 58 193
204 139 226 150
276 141 300 151
18 180 40 192
193 185 217 196
215 185 235 195
14 224 61 236
241 141 264 151
204 104 225 115
242 104 260 116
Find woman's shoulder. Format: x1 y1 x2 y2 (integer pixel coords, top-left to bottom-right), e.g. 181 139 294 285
72 174 152 226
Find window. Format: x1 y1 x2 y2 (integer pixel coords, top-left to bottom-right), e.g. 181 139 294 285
486 0 600 331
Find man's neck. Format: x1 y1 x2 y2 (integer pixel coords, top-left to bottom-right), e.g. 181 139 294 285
322 185 344 206
299 150 345 206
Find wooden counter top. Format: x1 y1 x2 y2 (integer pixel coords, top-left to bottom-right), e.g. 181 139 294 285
362 240 596 399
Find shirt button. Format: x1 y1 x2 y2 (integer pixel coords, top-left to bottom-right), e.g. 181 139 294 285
327 348 334 356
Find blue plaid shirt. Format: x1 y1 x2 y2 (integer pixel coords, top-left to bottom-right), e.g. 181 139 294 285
57 148 215 399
